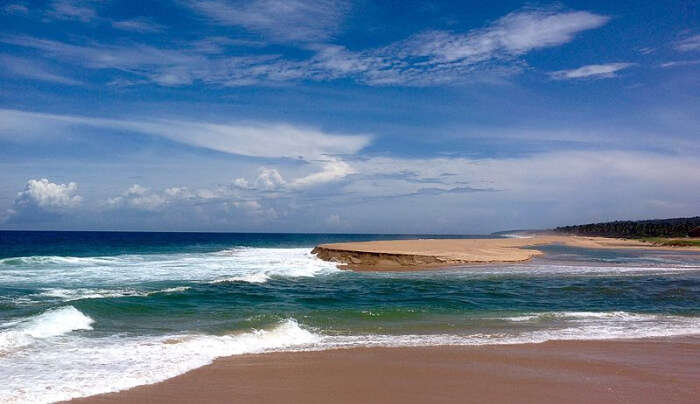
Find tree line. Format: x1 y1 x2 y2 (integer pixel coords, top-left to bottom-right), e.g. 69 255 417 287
554 216 700 238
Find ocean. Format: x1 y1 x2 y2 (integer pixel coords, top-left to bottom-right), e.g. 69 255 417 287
1 231 699 403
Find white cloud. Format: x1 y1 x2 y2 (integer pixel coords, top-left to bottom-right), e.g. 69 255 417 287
187 0 349 42
291 158 355 188
15 178 82 210
232 199 279 221
255 167 286 190
0 35 204 72
660 59 700 68
232 178 250 188
549 63 635 80
675 34 700 52
47 0 97 22
398 9 608 64
233 200 261 210
342 8 609 85
1 7 608 87
0 109 371 160
4 178 82 222
107 185 167 210
111 18 164 33
0 54 83 85
4 150 698 231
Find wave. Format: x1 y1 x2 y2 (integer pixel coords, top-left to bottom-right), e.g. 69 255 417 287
0 248 339 287
0 306 93 353
28 286 192 302
503 310 661 322
210 273 271 284
0 256 123 266
0 319 319 404
0 311 698 403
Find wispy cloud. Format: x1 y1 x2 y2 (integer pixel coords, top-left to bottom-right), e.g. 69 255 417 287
0 7 610 87
187 0 350 42
0 54 83 85
660 59 700 68
675 34 700 52
318 7 609 85
3 3 28 14
549 63 635 80
111 18 164 33
0 109 371 161
47 0 97 22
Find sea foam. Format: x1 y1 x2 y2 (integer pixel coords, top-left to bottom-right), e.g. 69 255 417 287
0 248 339 289
0 310 698 403
0 306 94 353
0 319 319 404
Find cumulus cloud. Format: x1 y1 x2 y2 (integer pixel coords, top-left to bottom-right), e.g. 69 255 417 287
254 167 286 190
675 34 700 52
16 178 82 209
3 179 82 223
106 185 167 211
232 178 250 189
549 63 635 80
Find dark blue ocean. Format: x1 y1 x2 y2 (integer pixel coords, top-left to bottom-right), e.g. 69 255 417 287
1 231 699 403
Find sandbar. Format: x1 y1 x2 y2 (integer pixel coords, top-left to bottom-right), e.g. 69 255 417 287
312 235 700 270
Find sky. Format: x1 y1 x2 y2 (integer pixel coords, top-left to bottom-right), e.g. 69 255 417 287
0 0 698 233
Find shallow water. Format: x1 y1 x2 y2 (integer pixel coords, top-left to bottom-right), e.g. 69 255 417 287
1 231 698 403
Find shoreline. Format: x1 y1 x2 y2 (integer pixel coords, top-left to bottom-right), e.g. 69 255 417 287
312 235 700 270
69 336 700 404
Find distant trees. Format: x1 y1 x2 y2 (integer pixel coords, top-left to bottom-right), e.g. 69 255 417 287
554 217 700 238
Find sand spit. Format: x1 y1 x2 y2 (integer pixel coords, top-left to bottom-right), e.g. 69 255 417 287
311 235 700 270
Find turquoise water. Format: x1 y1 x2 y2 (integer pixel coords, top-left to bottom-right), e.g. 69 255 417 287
1 231 699 403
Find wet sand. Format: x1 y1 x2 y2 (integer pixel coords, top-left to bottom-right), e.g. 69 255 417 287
70 337 700 404
312 235 700 270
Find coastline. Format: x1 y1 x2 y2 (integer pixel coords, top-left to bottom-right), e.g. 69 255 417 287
69 336 700 404
312 235 700 270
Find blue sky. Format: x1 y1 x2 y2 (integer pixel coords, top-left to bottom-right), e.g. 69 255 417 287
0 0 698 233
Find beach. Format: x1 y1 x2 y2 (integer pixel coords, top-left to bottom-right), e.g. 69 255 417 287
312 235 700 270
2 232 699 403
70 337 700 404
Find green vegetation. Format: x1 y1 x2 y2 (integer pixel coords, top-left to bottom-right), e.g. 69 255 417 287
641 238 700 247
554 216 700 239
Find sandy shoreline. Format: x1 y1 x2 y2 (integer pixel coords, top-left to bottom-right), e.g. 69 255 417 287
69 337 700 404
312 235 700 270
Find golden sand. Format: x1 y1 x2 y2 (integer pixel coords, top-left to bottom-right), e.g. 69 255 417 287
312 235 700 270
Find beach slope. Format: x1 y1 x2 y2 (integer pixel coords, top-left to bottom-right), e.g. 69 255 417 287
69 338 700 404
